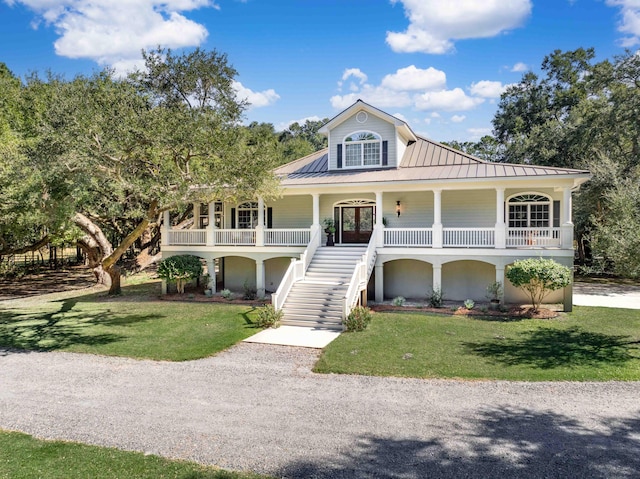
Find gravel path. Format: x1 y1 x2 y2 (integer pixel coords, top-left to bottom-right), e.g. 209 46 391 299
1 344 639 478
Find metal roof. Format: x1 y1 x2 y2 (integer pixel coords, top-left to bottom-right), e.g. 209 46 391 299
274 136 590 187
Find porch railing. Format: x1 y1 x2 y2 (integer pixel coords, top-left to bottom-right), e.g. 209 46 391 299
384 228 432 247
214 229 256 245
265 228 310 246
443 228 495 247
168 229 207 246
506 227 561 247
343 225 379 320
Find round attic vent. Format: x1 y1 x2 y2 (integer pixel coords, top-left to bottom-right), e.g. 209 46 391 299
356 111 368 123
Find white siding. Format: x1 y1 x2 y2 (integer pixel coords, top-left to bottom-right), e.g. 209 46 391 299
328 113 397 170
383 191 434 228
270 195 312 228
442 190 495 227
384 259 432 300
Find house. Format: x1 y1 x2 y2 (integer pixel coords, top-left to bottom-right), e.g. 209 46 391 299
161 100 590 329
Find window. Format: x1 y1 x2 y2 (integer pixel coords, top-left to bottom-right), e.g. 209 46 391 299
344 131 381 167
237 202 259 229
508 194 551 228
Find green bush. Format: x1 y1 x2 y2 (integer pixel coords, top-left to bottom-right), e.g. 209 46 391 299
157 255 203 294
392 296 406 307
255 304 283 328
220 289 233 300
427 287 443 308
344 306 372 332
506 258 572 312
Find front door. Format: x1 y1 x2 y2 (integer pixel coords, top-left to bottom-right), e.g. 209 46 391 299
341 206 373 243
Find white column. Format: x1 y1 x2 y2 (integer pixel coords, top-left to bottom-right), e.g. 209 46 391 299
161 210 170 246
256 197 265 246
432 264 442 291
311 193 321 240
495 188 506 249
561 187 574 249
256 259 265 298
495 265 505 303
375 263 384 303
207 202 216 246
192 203 200 229
206 258 216 293
376 191 384 247
432 189 443 248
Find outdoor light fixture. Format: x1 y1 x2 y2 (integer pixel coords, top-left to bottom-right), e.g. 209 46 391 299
396 200 401 217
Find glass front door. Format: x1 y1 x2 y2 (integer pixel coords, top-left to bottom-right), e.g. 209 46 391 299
341 206 373 243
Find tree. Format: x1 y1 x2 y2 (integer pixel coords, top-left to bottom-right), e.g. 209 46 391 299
157 255 203 294
0 49 280 294
442 136 505 162
506 258 572 313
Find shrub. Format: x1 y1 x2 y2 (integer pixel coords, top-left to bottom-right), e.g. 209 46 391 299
464 299 475 310
392 296 406 307
344 306 372 332
220 288 233 300
255 304 283 328
157 255 203 294
243 279 257 300
485 281 503 301
427 287 443 308
506 258 572 312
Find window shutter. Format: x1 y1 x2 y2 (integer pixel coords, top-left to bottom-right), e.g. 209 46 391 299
553 201 560 227
231 208 236 229
382 140 388 166
267 207 273 228
337 144 342 168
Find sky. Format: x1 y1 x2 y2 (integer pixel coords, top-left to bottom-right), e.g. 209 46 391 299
0 0 637 142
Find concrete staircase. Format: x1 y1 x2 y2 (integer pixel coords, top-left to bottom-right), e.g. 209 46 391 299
281 246 367 330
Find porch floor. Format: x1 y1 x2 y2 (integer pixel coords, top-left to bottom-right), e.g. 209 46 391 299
243 325 341 348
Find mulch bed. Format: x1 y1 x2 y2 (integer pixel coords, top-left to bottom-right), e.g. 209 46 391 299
370 303 560 319
159 292 270 306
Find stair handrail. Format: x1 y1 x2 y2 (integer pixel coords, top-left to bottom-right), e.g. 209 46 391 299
343 226 379 319
272 226 321 311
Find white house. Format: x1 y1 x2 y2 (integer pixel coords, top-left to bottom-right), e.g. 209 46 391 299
161 100 590 329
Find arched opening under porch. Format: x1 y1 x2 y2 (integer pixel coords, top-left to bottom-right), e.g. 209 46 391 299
382 258 433 301
441 260 495 302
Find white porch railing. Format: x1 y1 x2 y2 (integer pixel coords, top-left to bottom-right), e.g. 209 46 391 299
168 229 207 245
265 228 311 246
272 227 321 311
384 228 432 247
214 229 256 245
343 226 379 320
443 228 495 247
506 227 561 247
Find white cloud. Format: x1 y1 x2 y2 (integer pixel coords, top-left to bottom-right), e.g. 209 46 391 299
511 62 528 72
451 114 466 123
392 112 409 123
469 80 509 98
606 0 640 46
415 88 484 111
387 0 532 54
467 127 492 141
330 86 412 110
233 81 280 109
338 68 368 91
381 65 446 91
8 0 214 74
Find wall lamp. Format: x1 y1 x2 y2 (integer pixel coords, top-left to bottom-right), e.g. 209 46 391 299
396 200 401 217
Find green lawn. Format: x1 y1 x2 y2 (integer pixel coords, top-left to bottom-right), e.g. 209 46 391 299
0 430 269 479
315 306 640 381
0 285 260 361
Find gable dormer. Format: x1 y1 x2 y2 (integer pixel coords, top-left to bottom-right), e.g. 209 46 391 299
319 100 417 171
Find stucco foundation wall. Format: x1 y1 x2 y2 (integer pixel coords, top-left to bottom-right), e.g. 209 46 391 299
503 256 573 305
265 257 293 294
224 256 256 292
384 259 433 300
442 261 495 301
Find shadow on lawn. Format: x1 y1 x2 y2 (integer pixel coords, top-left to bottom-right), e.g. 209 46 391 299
464 326 640 369
278 407 640 479
0 298 157 355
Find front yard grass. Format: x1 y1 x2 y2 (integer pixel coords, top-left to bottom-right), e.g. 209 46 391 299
315 306 640 381
0 430 269 479
0 287 260 361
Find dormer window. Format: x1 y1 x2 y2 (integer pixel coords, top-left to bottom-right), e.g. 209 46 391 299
344 131 381 167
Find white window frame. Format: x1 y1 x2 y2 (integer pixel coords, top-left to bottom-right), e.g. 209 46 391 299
342 131 382 169
236 202 261 229
507 193 552 228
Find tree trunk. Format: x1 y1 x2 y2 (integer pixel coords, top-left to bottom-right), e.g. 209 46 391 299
107 264 122 295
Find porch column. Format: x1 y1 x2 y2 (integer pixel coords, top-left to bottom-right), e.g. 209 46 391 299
561 187 574 249
206 258 216 293
375 263 384 303
256 259 265 298
311 193 321 240
375 191 384 247
432 264 442 292
432 189 443 248
495 188 506 249
206 202 216 246
192 203 200 229
256 197 265 246
161 210 170 246
495 265 505 303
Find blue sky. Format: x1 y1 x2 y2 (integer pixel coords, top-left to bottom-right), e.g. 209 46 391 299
0 0 637 142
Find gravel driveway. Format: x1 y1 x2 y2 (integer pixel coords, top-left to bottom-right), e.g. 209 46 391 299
1 343 639 478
